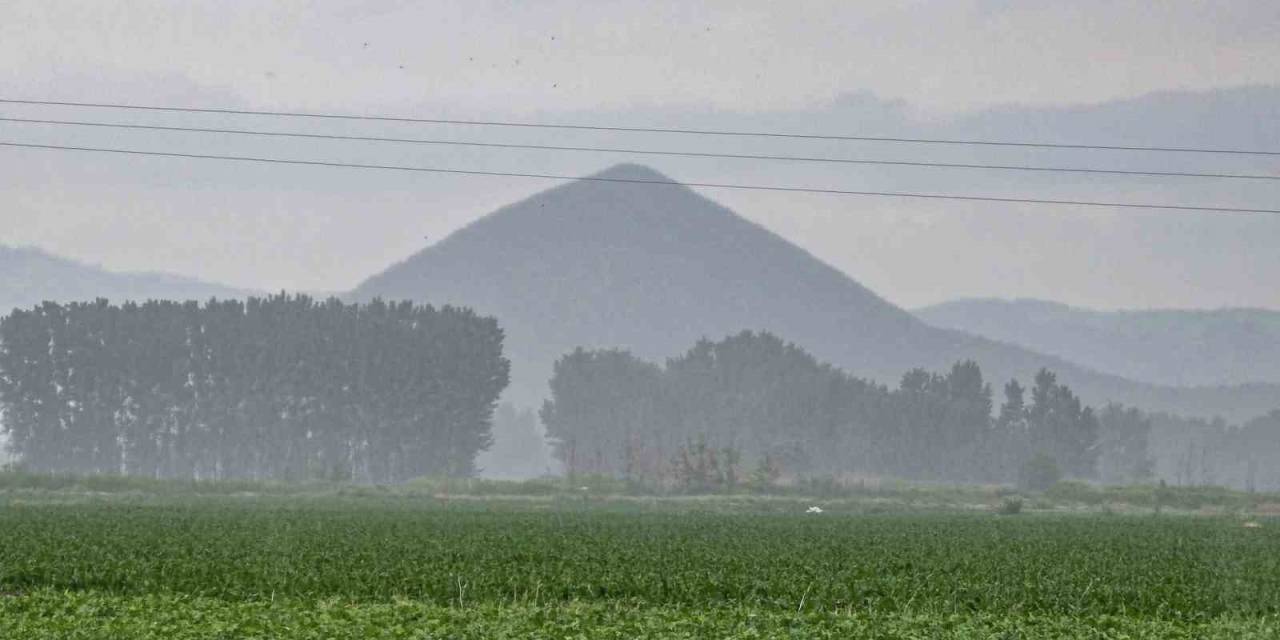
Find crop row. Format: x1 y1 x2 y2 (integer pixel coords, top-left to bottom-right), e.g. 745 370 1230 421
1 500 1277 622
3 591 1279 640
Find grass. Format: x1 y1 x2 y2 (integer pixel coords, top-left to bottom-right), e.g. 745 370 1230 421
0 467 328 496
4 593 1278 639
5 468 1276 515
2 470 1278 636
1 492 1278 637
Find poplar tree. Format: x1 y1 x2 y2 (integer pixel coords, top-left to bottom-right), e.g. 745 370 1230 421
0 295 509 482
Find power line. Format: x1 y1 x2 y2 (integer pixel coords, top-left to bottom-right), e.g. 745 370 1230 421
4 140 1278 214
4 97 1278 156
5 116 1278 182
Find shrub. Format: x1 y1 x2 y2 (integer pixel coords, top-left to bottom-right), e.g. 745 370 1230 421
1046 481 1105 506
747 455 781 494
996 497 1024 515
1018 453 1062 492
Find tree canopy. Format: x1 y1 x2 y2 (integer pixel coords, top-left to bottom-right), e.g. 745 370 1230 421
540 330 1115 486
0 295 509 482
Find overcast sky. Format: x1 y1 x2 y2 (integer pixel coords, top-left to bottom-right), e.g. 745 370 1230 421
2 1 1278 309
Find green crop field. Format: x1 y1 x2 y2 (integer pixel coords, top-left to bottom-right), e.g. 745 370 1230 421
1 496 1278 638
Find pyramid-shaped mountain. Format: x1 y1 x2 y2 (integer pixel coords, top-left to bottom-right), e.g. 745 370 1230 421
351 164 1277 422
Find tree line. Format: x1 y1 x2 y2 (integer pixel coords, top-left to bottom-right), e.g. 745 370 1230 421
1148 410 1280 492
541 331 1155 489
0 295 509 483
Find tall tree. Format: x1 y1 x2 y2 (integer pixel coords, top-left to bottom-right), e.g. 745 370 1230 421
1097 404 1154 484
0 295 509 483
1027 369 1100 479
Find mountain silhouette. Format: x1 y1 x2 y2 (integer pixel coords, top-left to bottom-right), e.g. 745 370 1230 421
917 298 1280 387
351 164 1278 423
0 245 249 314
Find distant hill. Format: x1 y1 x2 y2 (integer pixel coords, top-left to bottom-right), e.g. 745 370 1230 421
0 245 249 314
351 164 1278 423
915 298 1280 387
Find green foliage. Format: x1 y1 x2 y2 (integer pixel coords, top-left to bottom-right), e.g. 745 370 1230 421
1027 369 1101 478
0 468 321 495
4 593 1278 639
670 437 741 494
747 454 782 493
402 475 564 497
3 593 1278 639
1046 480 1106 505
0 499 1278 638
0 295 510 482
543 334 1185 493
1020 453 1063 492
1151 410 1280 492
543 333 1006 483
540 348 666 478
997 496 1024 515
7 469 1276 518
1098 403 1156 484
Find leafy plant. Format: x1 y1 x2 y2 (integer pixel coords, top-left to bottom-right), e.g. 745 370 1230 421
996 497 1024 515
1019 453 1062 492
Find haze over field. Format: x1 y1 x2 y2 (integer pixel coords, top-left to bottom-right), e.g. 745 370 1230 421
6 4 1280 637
1 2 1278 481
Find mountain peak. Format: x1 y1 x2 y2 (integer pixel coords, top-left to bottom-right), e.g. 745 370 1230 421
586 163 676 183
352 164 919 405
350 166 1279 422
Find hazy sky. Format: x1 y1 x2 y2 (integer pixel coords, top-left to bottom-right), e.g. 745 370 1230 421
2 1 1278 309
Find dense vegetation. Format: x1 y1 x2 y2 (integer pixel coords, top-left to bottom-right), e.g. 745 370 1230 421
0 498 1276 638
6 595 1273 640
542 331 1138 488
1150 410 1280 492
0 295 509 482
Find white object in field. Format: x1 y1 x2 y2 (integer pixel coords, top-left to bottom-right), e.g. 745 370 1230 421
806 506 824 514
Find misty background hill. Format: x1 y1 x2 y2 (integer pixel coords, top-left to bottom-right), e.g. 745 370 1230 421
0 245 249 314
7 85 1279 311
350 164 1278 424
0 245 251 464
916 299 1280 387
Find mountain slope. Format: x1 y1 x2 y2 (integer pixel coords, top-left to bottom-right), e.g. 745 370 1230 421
0 245 249 314
351 165 1278 423
916 298 1280 387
